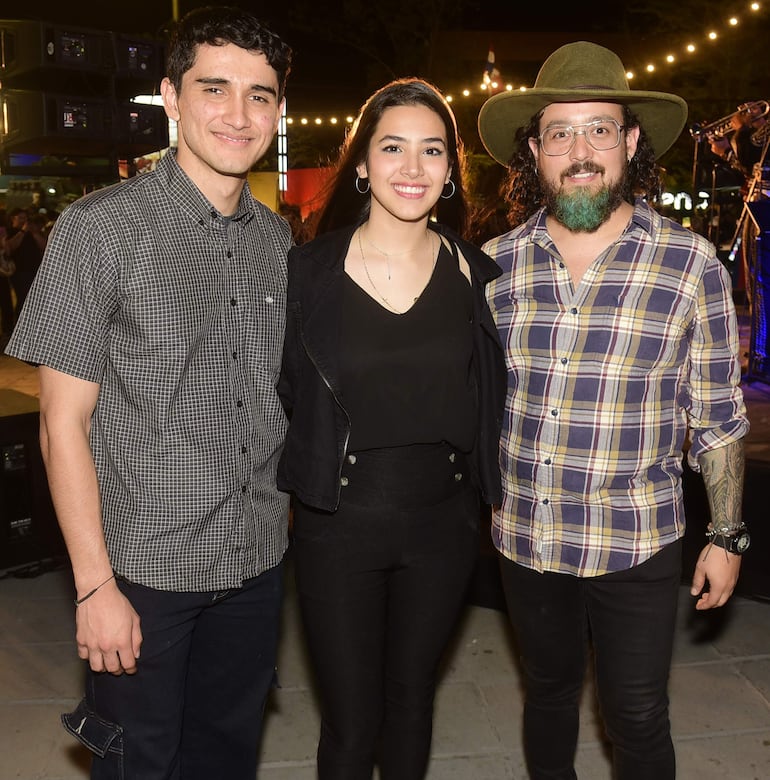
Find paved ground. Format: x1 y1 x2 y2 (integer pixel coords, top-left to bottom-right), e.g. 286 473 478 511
1 305 770 778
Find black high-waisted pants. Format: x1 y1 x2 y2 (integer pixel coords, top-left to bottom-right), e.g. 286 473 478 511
292 443 480 780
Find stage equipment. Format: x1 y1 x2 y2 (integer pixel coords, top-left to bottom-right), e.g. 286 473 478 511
0 406 64 574
689 100 770 142
745 200 770 383
0 19 166 175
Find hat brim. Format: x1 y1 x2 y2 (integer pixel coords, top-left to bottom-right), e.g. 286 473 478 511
478 88 689 165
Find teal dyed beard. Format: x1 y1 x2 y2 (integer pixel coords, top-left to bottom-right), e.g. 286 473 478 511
553 186 615 233
542 161 629 233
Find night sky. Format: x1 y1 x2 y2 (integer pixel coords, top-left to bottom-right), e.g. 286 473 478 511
4 1 627 114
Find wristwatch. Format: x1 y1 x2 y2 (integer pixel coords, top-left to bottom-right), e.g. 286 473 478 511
709 529 751 555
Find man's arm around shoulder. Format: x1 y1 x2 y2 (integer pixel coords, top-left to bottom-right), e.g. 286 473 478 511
39 366 142 674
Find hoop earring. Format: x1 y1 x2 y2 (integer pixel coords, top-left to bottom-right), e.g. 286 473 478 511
440 180 456 200
355 175 370 194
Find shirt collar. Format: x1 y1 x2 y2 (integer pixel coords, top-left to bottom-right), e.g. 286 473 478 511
155 149 255 227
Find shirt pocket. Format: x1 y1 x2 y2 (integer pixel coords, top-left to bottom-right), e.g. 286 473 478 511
584 293 689 374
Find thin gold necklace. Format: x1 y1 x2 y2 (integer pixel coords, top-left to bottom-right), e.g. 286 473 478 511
357 227 437 314
363 226 416 279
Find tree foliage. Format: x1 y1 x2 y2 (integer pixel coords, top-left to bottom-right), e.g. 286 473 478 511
288 0 467 91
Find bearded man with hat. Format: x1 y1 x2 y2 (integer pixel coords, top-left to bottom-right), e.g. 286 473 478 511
478 41 749 779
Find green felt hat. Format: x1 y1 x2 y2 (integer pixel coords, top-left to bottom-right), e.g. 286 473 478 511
478 41 689 164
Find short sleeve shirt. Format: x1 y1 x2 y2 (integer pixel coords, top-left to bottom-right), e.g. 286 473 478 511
6 150 292 591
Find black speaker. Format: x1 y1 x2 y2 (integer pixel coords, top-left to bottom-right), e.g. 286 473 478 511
115 100 169 156
0 20 113 91
112 33 165 97
0 409 64 574
0 88 114 155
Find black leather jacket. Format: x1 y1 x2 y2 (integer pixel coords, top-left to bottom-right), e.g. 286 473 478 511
277 222 506 512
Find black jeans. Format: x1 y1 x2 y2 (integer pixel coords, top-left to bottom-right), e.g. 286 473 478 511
292 443 480 780
498 540 682 780
62 564 283 780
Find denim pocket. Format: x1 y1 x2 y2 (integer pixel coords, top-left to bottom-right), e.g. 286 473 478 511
61 697 123 759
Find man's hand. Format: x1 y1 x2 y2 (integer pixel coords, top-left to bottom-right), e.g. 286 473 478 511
75 579 143 675
690 542 742 610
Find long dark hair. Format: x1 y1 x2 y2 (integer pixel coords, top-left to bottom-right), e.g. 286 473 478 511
166 6 292 100
502 105 663 227
310 78 469 238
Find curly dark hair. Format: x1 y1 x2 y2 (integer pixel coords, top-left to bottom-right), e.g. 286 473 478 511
310 77 469 239
502 105 662 227
166 6 292 100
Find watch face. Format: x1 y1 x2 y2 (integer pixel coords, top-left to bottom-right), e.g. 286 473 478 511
735 532 751 553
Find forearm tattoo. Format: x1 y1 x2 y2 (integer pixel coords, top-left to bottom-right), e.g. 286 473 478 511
699 440 746 533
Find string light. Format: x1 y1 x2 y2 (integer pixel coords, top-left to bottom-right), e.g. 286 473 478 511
629 0 765 82
284 1 766 127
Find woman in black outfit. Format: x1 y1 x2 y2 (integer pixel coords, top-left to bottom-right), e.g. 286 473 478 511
277 77 507 780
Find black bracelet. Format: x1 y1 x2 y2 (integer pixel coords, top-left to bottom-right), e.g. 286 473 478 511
74 574 116 607
705 523 746 539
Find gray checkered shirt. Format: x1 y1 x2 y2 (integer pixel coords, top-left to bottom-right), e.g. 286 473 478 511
7 150 292 591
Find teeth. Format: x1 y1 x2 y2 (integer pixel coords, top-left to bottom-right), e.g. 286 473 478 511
394 185 426 194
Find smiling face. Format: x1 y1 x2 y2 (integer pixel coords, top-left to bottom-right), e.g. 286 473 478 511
356 104 451 226
529 101 639 231
160 42 283 198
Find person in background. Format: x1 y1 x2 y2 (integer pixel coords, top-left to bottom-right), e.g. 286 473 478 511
278 77 506 779
4 207 44 321
5 6 293 779
478 41 749 779
0 209 14 346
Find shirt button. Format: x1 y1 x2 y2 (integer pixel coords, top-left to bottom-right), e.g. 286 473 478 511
543 498 550 505
265 295 274 304
559 262 565 269
241 446 247 454
236 400 243 408
454 472 463 481
347 454 357 464
570 307 578 315
340 476 349 487
232 352 237 360
551 409 558 417
230 298 237 307
241 485 247 493
544 458 552 465
449 452 456 463
561 358 568 365
227 250 233 258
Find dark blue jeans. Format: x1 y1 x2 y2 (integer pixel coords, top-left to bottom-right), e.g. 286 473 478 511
498 540 682 780
293 443 480 780
62 563 284 780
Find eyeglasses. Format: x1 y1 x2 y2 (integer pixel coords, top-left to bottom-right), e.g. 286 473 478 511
537 119 626 156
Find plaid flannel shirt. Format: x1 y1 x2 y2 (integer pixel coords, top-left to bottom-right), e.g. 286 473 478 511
483 199 749 577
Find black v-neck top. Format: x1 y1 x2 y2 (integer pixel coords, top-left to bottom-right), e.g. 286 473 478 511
339 240 476 452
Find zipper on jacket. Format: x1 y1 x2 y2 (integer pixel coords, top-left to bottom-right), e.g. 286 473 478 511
299 330 351 511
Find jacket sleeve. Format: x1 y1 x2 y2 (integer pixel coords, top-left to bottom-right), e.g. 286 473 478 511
277 247 304 417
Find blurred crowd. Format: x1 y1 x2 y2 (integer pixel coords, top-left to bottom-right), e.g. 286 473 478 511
0 200 59 348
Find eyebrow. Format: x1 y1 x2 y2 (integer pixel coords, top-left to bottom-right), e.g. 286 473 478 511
194 77 277 97
542 115 616 128
376 134 446 145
